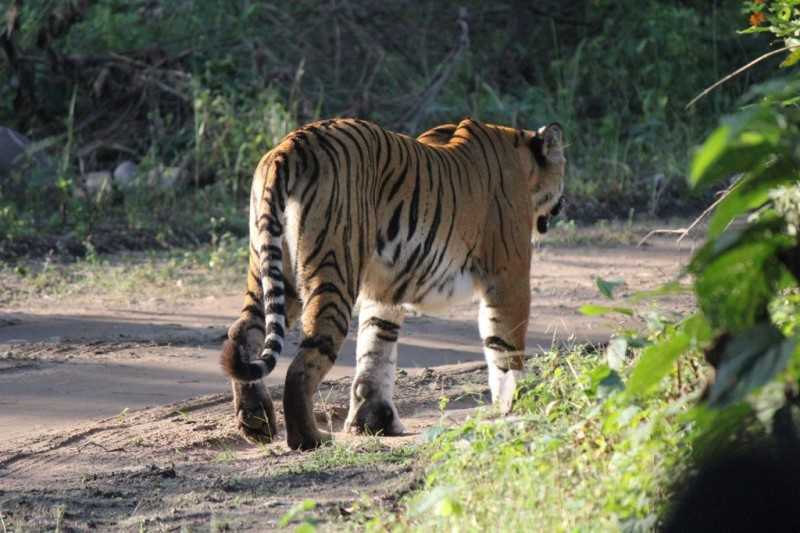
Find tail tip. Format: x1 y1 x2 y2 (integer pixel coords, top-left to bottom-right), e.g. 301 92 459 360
221 338 276 382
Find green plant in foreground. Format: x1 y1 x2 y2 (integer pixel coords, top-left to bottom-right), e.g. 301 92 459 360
621 68 800 456
387 346 698 532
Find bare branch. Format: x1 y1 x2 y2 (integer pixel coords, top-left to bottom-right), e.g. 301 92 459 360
686 45 793 110
637 185 735 247
402 7 469 133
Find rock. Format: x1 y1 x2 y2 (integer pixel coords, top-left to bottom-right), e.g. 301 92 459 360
113 160 138 190
81 171 113 202
146 165 186 191
0 126 52 178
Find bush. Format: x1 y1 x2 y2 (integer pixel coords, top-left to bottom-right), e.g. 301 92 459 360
0 0 773 257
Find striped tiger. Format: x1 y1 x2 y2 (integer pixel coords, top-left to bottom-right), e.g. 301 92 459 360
220 117 566 450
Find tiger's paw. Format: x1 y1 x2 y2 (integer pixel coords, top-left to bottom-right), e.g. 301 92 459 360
344 397 406 436
489 366 522 416
286 427 333 451
232 381 277 444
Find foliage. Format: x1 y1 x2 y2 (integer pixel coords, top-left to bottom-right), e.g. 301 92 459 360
0 0 774 259
0 233 249 307
367 346 702 532
618 7 800 459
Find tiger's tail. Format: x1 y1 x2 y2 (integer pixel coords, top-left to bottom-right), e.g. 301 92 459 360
221 158 288 383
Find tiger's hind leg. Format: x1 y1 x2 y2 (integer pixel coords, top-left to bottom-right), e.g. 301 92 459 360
225 251 302 443
283 276 355 450
344 300 406 436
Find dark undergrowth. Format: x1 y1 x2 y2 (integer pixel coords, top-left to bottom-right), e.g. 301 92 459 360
0 0 774 260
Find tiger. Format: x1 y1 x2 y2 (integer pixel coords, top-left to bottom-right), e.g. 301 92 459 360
220 116 566 450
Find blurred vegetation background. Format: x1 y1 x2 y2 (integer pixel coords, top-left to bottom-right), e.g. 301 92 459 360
0 0 773 258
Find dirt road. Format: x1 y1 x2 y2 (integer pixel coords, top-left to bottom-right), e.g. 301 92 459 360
0 240 693 530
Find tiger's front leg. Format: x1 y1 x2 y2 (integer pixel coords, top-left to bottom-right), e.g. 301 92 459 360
479 275 531 415
344 300 406 436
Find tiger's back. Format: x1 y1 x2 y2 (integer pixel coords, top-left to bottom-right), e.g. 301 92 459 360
221 117 565 449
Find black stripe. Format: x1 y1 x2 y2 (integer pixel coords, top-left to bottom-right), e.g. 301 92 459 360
308 250 347 285
265 287 285 298
462 123 495 194
385 142 411 201
377 232 385 255
482 128 513 207
377 130 395 196
362 317 401 332
264 339 282 353
274 160 287 212
407 171 420 241
484 336 516 352
397 243 422 279
261 354 277 374
376 332 399 343
308 282 350 305
419 151 458 286
265 244 283 261
266 303 285 315
494 195 511 258
386 201 403 242
267 266 283 280
317 303 350 337
266 322 285 337
299 334 338 363
392 279 410 304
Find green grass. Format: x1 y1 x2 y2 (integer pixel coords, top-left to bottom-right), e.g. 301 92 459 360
358 346 706 532
0 233 248 307
286 438 418 476
543 215 712 249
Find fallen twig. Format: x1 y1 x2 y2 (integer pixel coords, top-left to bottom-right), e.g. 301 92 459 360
637 185 734 247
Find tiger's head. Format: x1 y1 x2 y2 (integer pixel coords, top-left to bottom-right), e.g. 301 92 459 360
526 123 566 236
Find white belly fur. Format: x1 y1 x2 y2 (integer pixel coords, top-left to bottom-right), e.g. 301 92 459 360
402 270 478 314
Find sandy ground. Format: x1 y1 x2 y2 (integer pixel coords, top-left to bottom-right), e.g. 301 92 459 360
0 240 694 531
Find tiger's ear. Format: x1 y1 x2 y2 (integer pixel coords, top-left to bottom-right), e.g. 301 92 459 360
536 123 565 164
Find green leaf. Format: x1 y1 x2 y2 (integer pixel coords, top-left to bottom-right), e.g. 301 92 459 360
606 337 628 371
626 329 689 396
436 496 463 517
596 277 624 299
708 323 797 407
587 364 624 399
690 125 731 187
690 107 784 189
628 281 692 303
579 304 634 317
279 500 317 528
692 219 792 331
688 402 754 460
626 314 711 396
707 157 800 238
780 47 800 68
294 523 317 533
